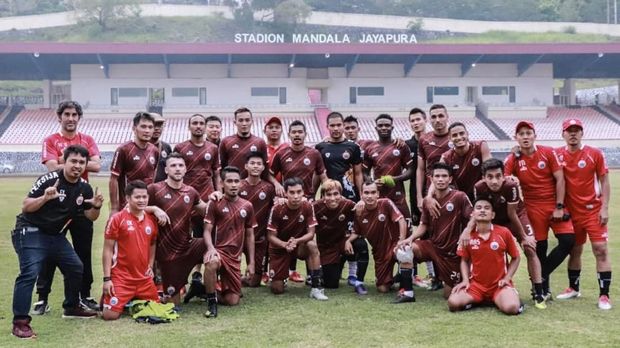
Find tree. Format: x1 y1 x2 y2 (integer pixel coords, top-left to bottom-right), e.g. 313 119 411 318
273 0 311 26
70 0 141 31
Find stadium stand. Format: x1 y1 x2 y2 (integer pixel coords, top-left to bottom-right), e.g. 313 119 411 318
0 105 25 139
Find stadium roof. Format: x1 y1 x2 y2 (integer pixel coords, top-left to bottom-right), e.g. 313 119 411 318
1 42 620 80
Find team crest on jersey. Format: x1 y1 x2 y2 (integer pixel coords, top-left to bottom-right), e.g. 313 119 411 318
223 207 230 213
490 241 499 250
537 161 546 169
472 158 480 166
338 214 346 221
342 151 350 160
446 202 454 212
76 194 83 205
145 226 153 235
133 155 140 161
378 214 386 222
110 297 119 306
59 189 66 202
184 195 190 204
392 149 400 156
204 153 212 161
161 151 168 158
164 193 172 199
298 215 305 222
259 192 266 200
303 158 311 166
149 156 156 165
240 209 247 218
578 160 586 168
325 152 331 158
249 145 257 152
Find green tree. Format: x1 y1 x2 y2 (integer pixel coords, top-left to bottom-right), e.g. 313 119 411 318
273 0 311 25
70 0 141 31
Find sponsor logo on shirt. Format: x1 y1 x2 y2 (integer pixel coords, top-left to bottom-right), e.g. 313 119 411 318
164 193 172 199
133 155 140 161
325 152 331 158
453 164 460 170
362 218 369 224
187 151 194 156
283 215 289 220
470 238 480 249
59 189 66 202
240 191 248 196
285 158 293 163
223 207 230 213
232 144 239 149
321 215 328 220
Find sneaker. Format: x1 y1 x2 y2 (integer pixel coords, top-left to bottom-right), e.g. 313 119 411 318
534 296 547 309
347 276 357 287
261 273 270 285
289 271 304 283
393 294 416 304
205 301 218 318
354 284 368 295
62 306 97 319
598 295 612 310
12 319 36 339
309 288 329 301
543 292 553 302
413 275 429 289
30 300 50 315
80 297 100 311
557 287 581 300
428 278 444 291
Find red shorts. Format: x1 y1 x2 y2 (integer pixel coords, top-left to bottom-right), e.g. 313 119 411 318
158 238 206 295
413 240 461 287
217 250 242 296
467 280 516 304
269 247 303 282
102 279 159 313
318 241 345 266
571 211 608 245
525 203 574 241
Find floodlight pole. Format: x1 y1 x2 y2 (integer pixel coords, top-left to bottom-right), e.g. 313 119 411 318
615 0 618 24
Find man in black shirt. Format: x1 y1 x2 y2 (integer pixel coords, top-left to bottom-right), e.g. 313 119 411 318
405 108 427 226
11 145 103 339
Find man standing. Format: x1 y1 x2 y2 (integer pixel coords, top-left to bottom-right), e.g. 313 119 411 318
405 108 427 227
220 107 267 179
555 119 612 310
267 177 328 300
203 167 257 317
448 198 522 315
109 112 159 215
150 113 172 183
264 116 286 161
35 101 102 314
504 121 574 298
205 115 222 146
11 145 101 339
102 180 160 320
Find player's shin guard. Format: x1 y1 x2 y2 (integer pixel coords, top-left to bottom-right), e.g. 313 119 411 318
543 234 575 288
400 268 414 296
310 269 322 289
598 271 612 297
569 269 581 292
536 240 548 267
354 238 369 283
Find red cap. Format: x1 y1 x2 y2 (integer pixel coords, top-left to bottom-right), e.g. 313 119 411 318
562 118 583 131
264 116 282 129
515 121 535 134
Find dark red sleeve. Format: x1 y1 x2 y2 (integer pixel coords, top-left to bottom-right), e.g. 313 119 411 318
269 150 282 177
306 202 318 227
267 206 280 232
387 199 404 222
110 145 125 177
246 204 258 229
219 138 229 168
313 149 326 175
204 200 217 224
400 144 412 167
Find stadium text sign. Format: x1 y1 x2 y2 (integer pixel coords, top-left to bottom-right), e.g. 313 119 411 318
234 33 418 44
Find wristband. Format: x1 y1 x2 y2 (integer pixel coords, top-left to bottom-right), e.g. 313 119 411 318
103 276 112 282
556 203 564 209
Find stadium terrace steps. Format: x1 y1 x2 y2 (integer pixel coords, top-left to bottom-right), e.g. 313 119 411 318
0 105 25 139
598 104 620 123
475 106 510 140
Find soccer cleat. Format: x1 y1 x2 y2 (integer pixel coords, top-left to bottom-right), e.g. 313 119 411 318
557 287 581 300
309 288 329 301
289 271 304 283
62 306 97 319
413 275 430 289
543 292 553 302
205 302 218 318
354 283 368 295
347 276 357 287
392 294 416 304
598 295 612 310
12 319 36 339
184 279 207 304
534 296 547 309
80 297 100 312
428 278 444 291
30 300 50 315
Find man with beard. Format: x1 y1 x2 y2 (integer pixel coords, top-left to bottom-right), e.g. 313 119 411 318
220 107 268 179
149 113 172 183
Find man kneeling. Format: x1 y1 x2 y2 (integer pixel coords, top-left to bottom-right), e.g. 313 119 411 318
448 198 522 315
102 181 159 320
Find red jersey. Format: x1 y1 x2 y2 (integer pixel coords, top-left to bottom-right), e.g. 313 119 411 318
473 179 526 226
418 131 451 177
363 141 412 205
147 181 201 261
420 189 472 255
204 197 256 259
267 201 318 251
239 179 276 241
556 145 608 214
173 140 220 200
458 225 519 289
357 139 373 160
503 145 562 206
440 141 485 198
42 132 100 181
313 198 356 265
353 198 403 258
105 209 158 282
111 141 159 208
220 134 267 178
270 146 326 198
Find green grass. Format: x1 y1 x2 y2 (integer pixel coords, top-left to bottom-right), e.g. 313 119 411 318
0 173 619 347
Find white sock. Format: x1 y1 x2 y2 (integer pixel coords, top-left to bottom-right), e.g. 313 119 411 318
426 261 435 277
355 280 364 287
404 290 414 297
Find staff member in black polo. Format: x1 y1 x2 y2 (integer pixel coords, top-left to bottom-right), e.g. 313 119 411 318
11 145 103 340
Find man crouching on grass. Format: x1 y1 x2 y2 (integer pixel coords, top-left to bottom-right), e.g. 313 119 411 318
102 180 159 320
448 198 522 315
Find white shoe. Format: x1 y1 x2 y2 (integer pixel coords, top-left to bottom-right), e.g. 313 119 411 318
598 295 612 310
557 287 581 300
309 288 328 301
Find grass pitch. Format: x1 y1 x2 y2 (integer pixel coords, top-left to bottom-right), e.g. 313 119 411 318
0 173 619 347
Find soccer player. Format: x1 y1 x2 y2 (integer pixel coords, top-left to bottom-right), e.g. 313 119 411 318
150 112 172 183
270 120 328 200
343 115 372 156
203 166 257 317
102 180 159 320
314 180 369 293
400 163 472 298
473 158 545 308
205 115 222 146
448 198 522 315
11 145 102 339
346 181 414 302
504 121 574 298
555 119 612 309
109 112 159 215
439 122 491 200
220 107 267 179
264 116 287 161
363 113 413 223
266 177 328 300
35 101 102 314
239 151 276 287
146 153 208 305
